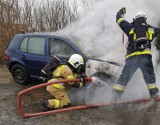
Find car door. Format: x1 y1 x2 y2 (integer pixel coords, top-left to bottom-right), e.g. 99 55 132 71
48 37 76 63
19 35 48 77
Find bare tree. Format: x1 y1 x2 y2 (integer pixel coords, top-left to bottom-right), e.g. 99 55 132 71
21 0 35 30
0 0 23 64
0 0 90 63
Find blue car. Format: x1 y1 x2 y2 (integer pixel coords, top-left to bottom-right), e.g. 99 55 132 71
5 33 87 84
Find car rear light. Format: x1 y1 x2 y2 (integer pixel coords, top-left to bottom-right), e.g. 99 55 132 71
4 50 9 60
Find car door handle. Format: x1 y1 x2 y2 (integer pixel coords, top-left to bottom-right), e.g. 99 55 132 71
22 55 25 59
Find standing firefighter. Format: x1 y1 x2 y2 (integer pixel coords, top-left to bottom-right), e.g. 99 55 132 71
40 54 88 111
113 7 160 99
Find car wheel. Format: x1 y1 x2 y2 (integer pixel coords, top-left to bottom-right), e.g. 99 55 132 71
11 64 29 85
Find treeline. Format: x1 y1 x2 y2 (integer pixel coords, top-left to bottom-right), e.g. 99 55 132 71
0 0 90 63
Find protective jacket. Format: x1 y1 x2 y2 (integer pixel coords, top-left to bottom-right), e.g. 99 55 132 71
116 12 160 59
50 64 84 89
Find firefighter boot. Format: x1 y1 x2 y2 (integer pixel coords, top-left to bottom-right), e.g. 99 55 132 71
47 98 71 110
149 88 159 99
63 103 71 108
112 89 123 101
40 100 51 111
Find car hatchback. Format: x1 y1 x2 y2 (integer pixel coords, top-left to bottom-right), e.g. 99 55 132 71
5 33 85 84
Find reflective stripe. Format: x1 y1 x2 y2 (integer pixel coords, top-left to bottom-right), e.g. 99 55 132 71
149 34 152 40
68 60 73 65
54 65 65 76
125 50 151 59
147 28 154 40
129 28 134 34
48 79 55 82
113 84 125 91
48 78 65 90
79 82 83 87
148 28 154 34
133 33 136 40
146 32 149 39
117 18 124 25
53 99 60 109
66 75 74 79
148 83 157 89
53 84 65 90
129 28 136 40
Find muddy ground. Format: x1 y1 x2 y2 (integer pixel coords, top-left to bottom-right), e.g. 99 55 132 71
1 65 160 125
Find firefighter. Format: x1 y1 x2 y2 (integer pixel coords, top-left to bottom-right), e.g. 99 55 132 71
113 7 160 99
41 54 87 111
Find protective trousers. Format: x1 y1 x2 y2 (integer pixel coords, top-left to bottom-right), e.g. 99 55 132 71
46 85 71 109
113 54 159 98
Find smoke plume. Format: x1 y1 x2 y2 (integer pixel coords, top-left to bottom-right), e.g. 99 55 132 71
59 0 160 103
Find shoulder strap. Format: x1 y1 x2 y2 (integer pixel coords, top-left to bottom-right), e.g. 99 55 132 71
147 28 154 41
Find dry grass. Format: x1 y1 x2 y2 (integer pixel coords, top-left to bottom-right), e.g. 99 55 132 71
0 65 13 83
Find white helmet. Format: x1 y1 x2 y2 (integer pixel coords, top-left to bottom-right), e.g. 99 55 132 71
134 11 147 20
68 54 84 72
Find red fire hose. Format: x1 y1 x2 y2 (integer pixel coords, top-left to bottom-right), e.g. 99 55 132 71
122 33 124 47
18 77 160 118
18 77 93 118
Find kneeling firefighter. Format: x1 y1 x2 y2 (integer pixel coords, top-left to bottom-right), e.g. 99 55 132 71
113 7 160 99
40 54 88 111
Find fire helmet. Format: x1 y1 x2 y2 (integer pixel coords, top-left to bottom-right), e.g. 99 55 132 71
68 54 84 73
134 11 147 20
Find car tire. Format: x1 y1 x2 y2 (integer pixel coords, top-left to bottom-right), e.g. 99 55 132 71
11 64 29 85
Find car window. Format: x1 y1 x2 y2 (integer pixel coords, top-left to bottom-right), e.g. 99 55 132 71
27 37 45 55
19 37 28 52
49 38 75 57
68 37 95 58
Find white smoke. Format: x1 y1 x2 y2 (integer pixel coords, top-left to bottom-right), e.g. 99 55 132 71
59 0 160 61
59 0 160 103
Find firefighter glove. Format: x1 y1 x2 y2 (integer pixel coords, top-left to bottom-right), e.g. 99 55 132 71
80 76 87 86
80 73 87 82
118 7 126 15
79 77 85 82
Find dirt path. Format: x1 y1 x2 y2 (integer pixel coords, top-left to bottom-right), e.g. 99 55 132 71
1 65 160 125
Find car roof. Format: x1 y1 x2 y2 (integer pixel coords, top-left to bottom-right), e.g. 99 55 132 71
15 32 69 39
